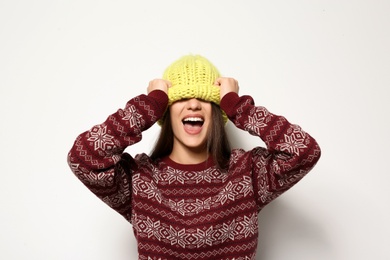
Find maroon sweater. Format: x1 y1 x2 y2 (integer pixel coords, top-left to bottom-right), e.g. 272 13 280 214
67 90 321 260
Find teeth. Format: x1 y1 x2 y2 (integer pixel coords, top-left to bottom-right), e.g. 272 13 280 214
183 117 204 122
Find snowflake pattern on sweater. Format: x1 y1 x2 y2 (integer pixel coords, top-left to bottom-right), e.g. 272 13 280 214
67 90 321 260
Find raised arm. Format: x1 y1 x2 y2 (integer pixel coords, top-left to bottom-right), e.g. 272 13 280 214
67 83 169 221
218 78 321 208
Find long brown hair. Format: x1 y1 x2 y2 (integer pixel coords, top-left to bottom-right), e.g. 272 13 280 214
150 103 231 169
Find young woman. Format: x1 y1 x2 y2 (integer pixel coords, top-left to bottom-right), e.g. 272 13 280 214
67 55 321 260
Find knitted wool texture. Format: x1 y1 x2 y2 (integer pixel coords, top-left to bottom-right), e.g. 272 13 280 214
160 55 228 124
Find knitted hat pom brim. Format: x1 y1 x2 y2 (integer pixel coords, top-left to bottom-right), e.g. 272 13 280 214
167 84 221 105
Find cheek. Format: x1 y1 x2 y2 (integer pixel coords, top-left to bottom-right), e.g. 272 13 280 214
204 104 213 119
168 108 182 133
168 105 176 115
169 102 184 116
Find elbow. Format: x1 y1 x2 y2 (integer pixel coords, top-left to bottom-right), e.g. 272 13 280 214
313 143 321 163
67 148 78 175
67 141 84 176
306 142 321 171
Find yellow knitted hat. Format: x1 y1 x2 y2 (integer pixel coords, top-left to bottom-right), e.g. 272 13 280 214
161 55 227 123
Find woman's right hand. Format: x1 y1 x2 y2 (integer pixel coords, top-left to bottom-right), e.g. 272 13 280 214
147 79 171 95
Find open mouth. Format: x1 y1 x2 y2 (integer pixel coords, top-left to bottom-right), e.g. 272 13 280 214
182 117 204 135
182 117 204 127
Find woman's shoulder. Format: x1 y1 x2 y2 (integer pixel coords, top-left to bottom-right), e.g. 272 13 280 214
230 146 268 158
228 147 269 168
133 153 160 168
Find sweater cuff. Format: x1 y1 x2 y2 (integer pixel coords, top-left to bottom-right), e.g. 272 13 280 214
220 92 240 118
147 90 169 119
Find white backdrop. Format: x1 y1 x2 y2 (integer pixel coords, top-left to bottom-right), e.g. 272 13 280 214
1 0 389 259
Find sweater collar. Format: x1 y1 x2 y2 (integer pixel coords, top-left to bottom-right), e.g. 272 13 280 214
161 155 215 171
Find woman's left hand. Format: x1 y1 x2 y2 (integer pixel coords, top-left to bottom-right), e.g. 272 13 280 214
214 77 239 100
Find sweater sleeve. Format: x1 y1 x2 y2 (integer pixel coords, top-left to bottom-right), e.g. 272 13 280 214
67 90 168 222
220 92 321 208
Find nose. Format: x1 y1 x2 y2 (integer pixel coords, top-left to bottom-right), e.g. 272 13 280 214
186 98 201 110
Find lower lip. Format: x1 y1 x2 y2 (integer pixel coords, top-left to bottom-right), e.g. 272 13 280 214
183 124 203 135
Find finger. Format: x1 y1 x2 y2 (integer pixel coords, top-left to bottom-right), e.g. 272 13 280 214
214 77 222 86
166 80 172 88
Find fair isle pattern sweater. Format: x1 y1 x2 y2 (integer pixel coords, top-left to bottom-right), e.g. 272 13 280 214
67 90 321 260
